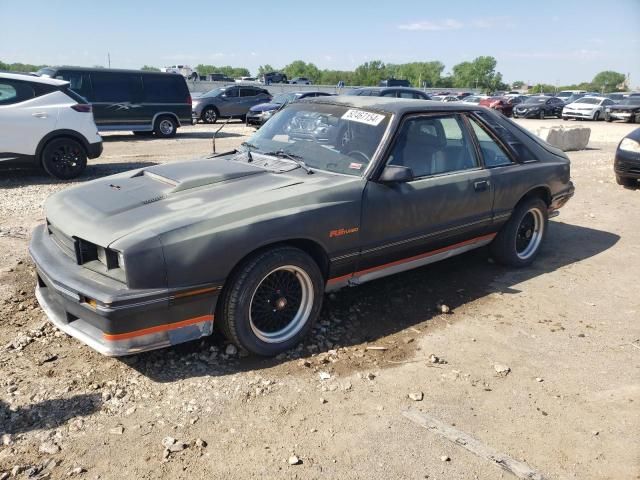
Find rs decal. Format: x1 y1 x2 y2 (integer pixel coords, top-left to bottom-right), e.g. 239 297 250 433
329 227 359 238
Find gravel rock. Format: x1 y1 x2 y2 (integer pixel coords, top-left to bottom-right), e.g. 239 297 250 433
0 471 10 480
0 434 12 446
494 364 511 376
67 467 86 476
39 441 61 454
318 371 331 380
439 304 451 314
288 455 301 465
194 438 207 448
162 436 187 452
225 344 238 356
162 437 177 449
408 392 424 401
441 455 450 462
109 426 124 435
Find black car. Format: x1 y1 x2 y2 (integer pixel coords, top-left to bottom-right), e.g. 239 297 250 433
260 72 288 85
246 91 332 126
379 78 411 87
206 73 234 82
347 87 430 100
513 96 564 119
30 97 574 357
614 127 640 186
604 97 640 123
37 67 193 138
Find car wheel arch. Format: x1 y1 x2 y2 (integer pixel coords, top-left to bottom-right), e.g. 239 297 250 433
36 130 90 165
222 238 331 288
151 112 181 128
519 185 552 208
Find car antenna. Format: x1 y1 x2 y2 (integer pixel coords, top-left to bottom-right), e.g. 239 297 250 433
212 118 231 154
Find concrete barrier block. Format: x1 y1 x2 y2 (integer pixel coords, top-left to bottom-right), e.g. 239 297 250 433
535 126 591 151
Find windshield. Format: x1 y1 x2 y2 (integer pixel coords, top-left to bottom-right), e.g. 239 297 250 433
201 87 226 97
575 97 600 105
37 68 55 78
238 103 391 176
524 97 548 104
619 98 640 106
272 93 297 105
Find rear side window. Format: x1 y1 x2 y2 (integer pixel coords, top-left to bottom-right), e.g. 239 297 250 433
0 80 35 105
468 117 513 167
142 74 187 103
473 110 535 161
240 88 257 97
91 73 142 102
55 71 92 99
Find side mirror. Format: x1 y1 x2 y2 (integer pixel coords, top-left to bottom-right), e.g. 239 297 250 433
379 165 413 183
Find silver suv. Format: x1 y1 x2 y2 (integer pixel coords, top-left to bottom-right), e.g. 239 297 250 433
192 85 271 123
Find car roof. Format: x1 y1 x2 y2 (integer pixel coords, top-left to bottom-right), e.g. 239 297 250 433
41 66 180 76
301 95 479 114
353 86 424 93
0 71 68 86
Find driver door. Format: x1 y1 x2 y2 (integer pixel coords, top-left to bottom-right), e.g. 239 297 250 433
357 114 494 278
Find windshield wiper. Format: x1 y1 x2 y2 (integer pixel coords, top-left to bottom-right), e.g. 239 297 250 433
263 150 314 175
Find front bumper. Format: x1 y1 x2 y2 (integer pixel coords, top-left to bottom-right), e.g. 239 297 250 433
608 111 633 121
87 141 103 159
29 225 218 356
514 110 541 118
614 150 640 179
563 109 596 119
246 112 267 125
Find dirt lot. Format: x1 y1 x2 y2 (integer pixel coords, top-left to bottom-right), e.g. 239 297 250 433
1 118 639 480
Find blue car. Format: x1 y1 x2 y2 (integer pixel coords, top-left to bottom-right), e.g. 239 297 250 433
246 91 332 126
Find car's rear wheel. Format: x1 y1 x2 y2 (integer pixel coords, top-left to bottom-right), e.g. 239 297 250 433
41 137 87 180
202 107 218 124
217 246 324 356
616 174 636 187
490 197 548 267
154 116 177 138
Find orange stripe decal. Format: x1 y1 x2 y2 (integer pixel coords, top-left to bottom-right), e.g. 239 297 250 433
103 315 214 342
171 286 220 299
327 233 496 285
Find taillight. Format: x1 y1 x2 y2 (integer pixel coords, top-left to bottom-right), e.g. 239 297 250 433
71 104 92 113
187 94 192 106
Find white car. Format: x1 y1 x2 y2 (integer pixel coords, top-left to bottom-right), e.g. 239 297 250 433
0 73 102 179
162 65 199 81
562 96 616 121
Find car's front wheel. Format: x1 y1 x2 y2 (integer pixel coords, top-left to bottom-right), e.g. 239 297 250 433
605 113 612 122
593 111 600 121
490 197 548 267
539 110 545 120
217 246 324 356
41 137 87 180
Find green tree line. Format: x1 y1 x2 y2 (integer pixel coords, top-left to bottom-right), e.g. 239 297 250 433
1 58 627 92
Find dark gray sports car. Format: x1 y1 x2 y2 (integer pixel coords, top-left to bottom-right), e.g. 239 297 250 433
29 97 574 356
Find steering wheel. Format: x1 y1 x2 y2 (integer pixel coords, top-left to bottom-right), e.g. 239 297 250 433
347 151 369 163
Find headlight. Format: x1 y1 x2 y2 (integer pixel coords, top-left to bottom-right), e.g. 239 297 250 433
261 110 274 118
619 138 640 153
605 107 611 112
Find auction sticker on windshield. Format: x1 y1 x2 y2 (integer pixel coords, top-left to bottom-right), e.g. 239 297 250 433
341 109 385 126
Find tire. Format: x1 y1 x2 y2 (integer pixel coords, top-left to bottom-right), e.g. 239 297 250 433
41 137 87 180
593 111 600 121
490 197 548 267
154 116 177 138
605 114 612 122
562 116 568 121
539 110 545 120
616 174 636 187
216 246 324 356
201 107 218 124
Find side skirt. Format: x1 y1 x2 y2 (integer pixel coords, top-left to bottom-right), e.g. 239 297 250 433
326 233 496 292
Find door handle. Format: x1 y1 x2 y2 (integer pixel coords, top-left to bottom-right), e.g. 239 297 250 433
474 180 490 192
32 112 48 118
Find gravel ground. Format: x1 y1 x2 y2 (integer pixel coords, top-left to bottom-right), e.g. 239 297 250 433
0 118 638 480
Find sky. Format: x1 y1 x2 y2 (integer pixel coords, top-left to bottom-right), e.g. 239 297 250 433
1 0 639 87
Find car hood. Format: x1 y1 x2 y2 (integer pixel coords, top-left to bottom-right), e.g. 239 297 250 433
44 156 357 248
517 103 543 109
249 102 283 113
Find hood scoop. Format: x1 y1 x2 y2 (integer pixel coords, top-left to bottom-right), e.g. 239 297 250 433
132 158 265 193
